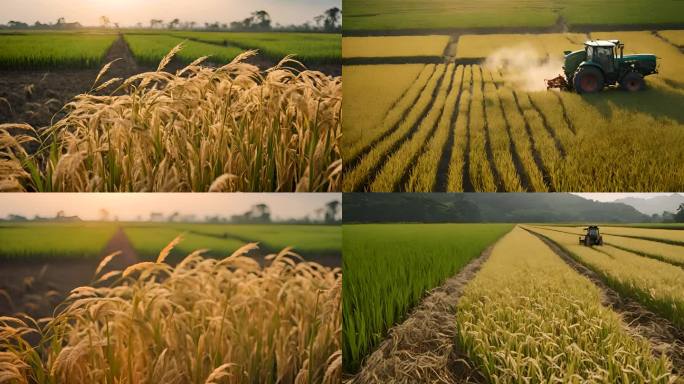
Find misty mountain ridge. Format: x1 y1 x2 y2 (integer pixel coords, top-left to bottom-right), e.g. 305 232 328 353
612 193 684 215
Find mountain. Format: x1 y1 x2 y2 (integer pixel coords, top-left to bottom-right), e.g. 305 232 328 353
613 194 684 215
344 193 649 223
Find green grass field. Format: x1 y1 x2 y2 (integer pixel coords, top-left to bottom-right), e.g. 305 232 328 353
343 0 684 31
0 33 117 69
0 222 118 258
342 223 512 373
123 34 244 66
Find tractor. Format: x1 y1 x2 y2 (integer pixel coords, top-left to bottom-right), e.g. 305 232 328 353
546 40 658 93
579 225 603 246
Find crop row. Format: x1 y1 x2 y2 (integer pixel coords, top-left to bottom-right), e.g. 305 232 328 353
0 34 117 69
342 35 450 58
527 226 684 329
343 62 684 191
342 223 513 373
456 226 673 382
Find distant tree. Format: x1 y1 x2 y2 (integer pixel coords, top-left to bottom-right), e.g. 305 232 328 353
99 16 111 28
8 21 29 29
114 22 119 29
675 204 684 223
325 200 341 223
323 7 341 30
56 210 65 218
189 21 196 29
167 211 180 222
8 214 27 221
99 208 110 221
136 22 143 29
251 10 271 29
168 18 180 29
57 17 66 25
313 14 325 28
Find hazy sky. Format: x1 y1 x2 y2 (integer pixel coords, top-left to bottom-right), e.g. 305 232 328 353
0 193 341 221
572 193 679 202
0 0 339 26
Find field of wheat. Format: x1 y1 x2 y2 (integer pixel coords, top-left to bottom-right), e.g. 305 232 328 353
0 239 341 384
1 47 341 192
342 35 450 58
343 31 684 192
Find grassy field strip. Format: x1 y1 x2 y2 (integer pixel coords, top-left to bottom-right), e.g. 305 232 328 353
342 35 450 58
174 31 340 62
456 33 587 59
659 30 684 46
536 225 684 267
490 70 549 191
123 226 245 260
468 66 498 191
342 223 513 373
343 64 446 191
123 34 243 65
526 226 684 329
405 65 465 191
369 63 456 191
343 64 427 160
445 65 472 191
0 223 118 259
457 226 673 382
0 34 117 69
483 68 524 191
172 224 342 253
591 31 684 89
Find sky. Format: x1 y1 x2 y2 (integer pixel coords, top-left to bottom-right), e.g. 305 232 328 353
0 0 339 27
572 193 680 203
0 193 341 221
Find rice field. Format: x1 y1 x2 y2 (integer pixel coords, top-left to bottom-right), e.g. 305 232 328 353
342 223 513 373
342 35 450 58
343 31 684 192
659 30 684 46
347 223 683 381
1 47 341 192
123 34 244 65
0 240 342 383
0 33 118 69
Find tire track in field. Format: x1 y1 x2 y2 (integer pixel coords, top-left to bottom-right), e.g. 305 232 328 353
526 94 566 157
552 92 577 134
509 88 555 191
487 69 532 191
348 245 494 384
525 228 684 375
479 66 504 191
435 67 466 191
461 67 475 192
345 66 434 169
356 68 448 192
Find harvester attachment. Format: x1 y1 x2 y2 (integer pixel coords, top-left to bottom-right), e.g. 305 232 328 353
546 74 569 90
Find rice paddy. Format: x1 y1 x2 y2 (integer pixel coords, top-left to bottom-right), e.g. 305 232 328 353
0 33 118 69
342 35 450 58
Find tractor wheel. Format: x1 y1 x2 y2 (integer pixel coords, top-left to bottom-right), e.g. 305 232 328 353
573 67 604 94
621 72 645 92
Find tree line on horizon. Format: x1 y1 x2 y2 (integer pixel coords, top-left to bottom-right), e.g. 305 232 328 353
0 7 341 32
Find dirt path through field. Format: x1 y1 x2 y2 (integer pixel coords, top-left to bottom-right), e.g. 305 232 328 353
100 227 138 270
525 228 684 375
347 246 494 384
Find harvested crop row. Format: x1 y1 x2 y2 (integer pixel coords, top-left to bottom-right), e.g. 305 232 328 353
527 226 684 329
446 65 473 192
0 242 341 384
457 226 674 382
405 65 464 192
342 223 513 374
370 63 456 191
343 64 428 161
467 67 498 191
597 226 684 245
343 64 445 192
482 68 523 191
1 49 341 192
527 91 575 148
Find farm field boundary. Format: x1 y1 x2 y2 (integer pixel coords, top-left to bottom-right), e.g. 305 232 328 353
343 57 483 65
525 227 684 372
348 245 494 383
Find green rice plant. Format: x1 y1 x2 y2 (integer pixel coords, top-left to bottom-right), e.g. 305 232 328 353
528 225 684 329
405 65 464 191
0 34 117 69
342 35 450 58
482 68 523 191
370 63 456 191
343 64 427 160
1 48 341 192
0 241 341 383
457 226 674 382
0 222 118 259
173 31 340 63
123 34 243 65
343 65 445 191
342 223 512 373
446 65 473 191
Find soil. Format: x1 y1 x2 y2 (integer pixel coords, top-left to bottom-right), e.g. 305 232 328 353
347 245 494 384
526 228 684 375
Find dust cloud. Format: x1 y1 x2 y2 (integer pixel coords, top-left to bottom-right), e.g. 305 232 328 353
484 43 564 92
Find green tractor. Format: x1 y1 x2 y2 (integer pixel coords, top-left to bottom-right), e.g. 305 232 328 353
546 40 658 93
579 225 603 246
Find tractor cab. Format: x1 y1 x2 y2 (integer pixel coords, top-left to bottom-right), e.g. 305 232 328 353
579 225 603 246
584 40 623 75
